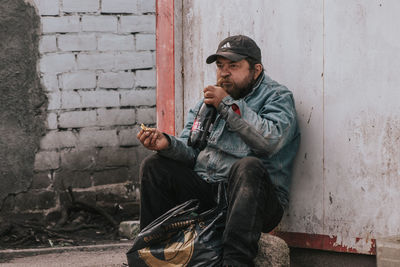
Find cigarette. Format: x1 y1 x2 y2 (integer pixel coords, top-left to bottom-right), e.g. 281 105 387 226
140 123 152 131
217 78 224 87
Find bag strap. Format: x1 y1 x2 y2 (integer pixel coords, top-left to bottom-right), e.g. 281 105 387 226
141 199 200 232
216 182 228 208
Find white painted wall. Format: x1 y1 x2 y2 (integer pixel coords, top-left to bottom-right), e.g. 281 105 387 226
177 0 400 253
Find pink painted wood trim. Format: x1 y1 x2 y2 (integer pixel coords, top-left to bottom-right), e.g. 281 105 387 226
156 0 175 135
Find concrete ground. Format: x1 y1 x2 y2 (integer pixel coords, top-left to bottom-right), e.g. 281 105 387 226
0 241 378 267
0 242 132 267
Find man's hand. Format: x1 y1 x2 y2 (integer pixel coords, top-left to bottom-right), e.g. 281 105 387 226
203 85 228 108
137 127 170 151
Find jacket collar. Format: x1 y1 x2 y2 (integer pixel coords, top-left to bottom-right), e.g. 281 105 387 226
244 71 265 100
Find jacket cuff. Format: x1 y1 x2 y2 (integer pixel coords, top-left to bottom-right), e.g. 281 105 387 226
217 95 233 119
217 95 242 119
157 133 175 156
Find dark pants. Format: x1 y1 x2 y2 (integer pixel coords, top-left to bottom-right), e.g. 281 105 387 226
139 154 283 267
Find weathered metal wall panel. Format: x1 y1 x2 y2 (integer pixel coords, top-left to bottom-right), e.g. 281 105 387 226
323 0 400 245
178 0 400 253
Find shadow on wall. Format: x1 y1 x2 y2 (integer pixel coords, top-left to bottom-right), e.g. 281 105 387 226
0 0 47 208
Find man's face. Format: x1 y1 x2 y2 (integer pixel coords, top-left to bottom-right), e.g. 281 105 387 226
216 57 257 100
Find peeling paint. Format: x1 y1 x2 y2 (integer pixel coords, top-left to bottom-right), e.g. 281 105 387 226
274 231 376 255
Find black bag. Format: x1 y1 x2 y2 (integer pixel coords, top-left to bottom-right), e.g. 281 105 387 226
126 184 227 267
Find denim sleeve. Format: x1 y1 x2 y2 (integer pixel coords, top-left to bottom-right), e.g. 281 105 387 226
217 88 297 156
157 100 202 167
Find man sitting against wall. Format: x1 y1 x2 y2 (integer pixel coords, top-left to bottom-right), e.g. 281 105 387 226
137 35 300 267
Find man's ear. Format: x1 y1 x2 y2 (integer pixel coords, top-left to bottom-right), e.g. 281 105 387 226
253 64 263 79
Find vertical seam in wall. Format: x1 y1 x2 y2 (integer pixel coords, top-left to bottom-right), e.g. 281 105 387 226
179 0 185 131
173 0 176 135
180 0 184 131
174 0 185 134
322 0 326 234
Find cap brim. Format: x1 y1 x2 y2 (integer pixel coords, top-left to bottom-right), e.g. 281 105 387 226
206 52 247 64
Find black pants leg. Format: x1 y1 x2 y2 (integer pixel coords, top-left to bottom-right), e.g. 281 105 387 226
139 155 283 267
222 157 283 267
139 154 217 229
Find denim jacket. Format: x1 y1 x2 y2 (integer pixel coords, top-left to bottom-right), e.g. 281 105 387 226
160 72 300 209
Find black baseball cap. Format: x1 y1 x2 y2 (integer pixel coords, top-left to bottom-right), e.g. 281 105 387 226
206 35 262 64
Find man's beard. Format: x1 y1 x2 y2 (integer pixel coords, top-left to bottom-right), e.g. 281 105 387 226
221 70 257 100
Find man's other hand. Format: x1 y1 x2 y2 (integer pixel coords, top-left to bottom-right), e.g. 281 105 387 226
137 128 170 151
203 85 228 108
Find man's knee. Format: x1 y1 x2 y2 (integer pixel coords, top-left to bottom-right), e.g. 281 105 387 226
140 154 179 183
231 157 265 175
139 154 165 180
229 157 271 187
140 153 161 170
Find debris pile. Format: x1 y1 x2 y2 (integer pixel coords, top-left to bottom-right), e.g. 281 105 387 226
0 187 136 249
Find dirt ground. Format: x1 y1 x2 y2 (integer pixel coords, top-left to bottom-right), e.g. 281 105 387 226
0 243 131 266
0 192 139 250
0 215 121 250
0 205 137 266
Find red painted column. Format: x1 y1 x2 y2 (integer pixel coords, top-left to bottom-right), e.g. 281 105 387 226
156 0 175 135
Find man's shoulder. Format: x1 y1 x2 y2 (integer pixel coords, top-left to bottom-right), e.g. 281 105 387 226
254 74 293 103
261 74 292 94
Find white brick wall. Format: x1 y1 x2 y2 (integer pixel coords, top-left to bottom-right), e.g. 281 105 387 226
102 0 138 14
136 34 156 51
114 52 153 70
47 93 61 110
82 16 118 32
58 34 97 51
40 131 78 149
98 72 135 88
80 91 120 108
40 53 76 73
39 35 57 53
42 16 80 33
138 0 155 13
34 0 156 170
61 71 97 90
118 127 141 146
78 129 119 147
120 15 155 33
33 0 59 16
137 107 156 124
34 151 60 171
77 52 115 70
41 74 59 92
97 109 136 126
120 89 155 106
98 34 135 51
62 0 100 13
59 110 97 128
47 113 58 129
136 70 156 87
61 91 81 109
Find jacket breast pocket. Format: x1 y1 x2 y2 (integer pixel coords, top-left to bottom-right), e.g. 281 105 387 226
217 130 251 157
